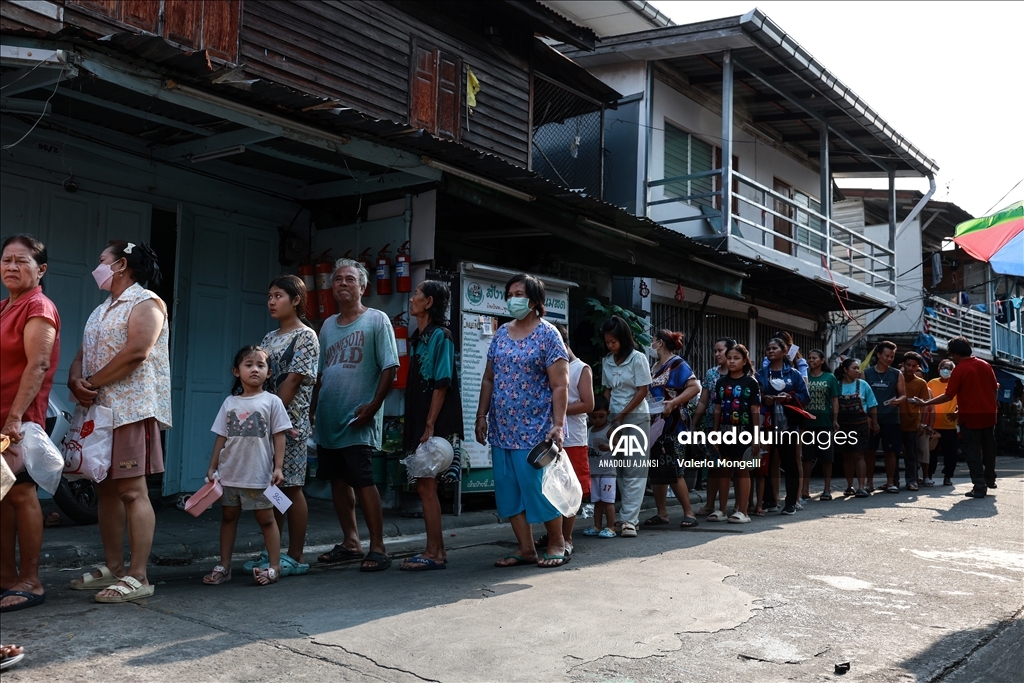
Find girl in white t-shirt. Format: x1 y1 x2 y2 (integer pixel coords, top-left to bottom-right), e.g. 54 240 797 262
203 346 292 586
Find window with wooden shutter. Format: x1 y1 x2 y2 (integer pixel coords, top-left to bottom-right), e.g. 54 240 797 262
164 0 202 49
66 0 240 63
409 40 462 141
122 0 160 34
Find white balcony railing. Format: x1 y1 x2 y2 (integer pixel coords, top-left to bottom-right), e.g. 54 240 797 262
647 169 896 294
925 297 993 357
994 321 1024 364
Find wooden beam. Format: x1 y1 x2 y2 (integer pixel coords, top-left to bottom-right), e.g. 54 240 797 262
56 87 214 136
75 52 442 181
0 64 72 96
299 172 432 200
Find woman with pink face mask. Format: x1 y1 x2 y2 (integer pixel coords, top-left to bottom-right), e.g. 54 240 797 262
67 241 171 604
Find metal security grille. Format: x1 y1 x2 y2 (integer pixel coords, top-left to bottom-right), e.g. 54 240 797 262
652 301 823 371
531 74 603 198
651 302 748 374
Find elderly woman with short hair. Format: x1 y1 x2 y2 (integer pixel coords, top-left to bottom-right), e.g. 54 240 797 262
476 274 570 568
1 234 60 613
68 240 171 603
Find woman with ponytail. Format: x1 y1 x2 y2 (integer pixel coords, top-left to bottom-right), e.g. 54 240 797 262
243 275 320 577
644 329 701 529
68 240 170 603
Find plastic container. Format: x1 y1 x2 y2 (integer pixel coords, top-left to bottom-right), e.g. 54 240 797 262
184 479 223 517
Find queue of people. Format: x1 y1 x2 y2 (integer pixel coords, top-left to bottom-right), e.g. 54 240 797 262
0 238 1003 623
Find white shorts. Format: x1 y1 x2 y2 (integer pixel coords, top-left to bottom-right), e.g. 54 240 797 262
591 475 617 503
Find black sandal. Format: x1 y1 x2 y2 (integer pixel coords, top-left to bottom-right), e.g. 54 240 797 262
643 515 670 526
316 544 364 564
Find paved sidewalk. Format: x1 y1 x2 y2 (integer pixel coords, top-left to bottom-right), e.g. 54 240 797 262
36 487 717 569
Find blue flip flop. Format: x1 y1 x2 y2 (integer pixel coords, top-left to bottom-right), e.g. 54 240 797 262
0 590 45 613
400 555 447 571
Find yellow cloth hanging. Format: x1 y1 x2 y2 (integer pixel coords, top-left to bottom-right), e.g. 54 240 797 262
467 69 480 108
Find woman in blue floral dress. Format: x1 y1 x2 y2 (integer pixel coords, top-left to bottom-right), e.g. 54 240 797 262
475 274 570 568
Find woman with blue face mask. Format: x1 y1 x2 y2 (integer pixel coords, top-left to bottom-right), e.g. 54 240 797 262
475 274 570 568
927 359 959 486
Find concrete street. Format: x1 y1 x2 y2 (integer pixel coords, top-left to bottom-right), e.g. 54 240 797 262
2 457 1021 683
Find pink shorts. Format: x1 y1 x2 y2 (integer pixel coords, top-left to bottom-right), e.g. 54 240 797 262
563 445 590 497
110 418 164 480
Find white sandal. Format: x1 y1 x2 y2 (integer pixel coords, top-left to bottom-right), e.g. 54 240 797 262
94 575 154 603
707 511 728 522
728 512 751 524
70 565 119 591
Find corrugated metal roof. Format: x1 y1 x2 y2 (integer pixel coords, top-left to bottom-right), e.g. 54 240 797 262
2 27 757 296
563 11 938 178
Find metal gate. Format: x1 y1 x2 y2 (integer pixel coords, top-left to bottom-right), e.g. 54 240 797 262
651 301 748 374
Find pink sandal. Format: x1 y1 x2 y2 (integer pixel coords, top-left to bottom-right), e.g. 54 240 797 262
203 566 231 585
253 567 278 586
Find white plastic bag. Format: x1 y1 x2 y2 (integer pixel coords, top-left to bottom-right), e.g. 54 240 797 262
401 437 454 480
541 449 583 517
62 404 113 483
1 455 14 500
17 422 65 494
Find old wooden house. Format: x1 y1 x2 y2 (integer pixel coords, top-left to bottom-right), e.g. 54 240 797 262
2 0 747 495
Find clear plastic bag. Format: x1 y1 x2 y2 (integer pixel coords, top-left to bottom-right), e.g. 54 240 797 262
541 449 583 517
401 437 454 480
17 422 65 494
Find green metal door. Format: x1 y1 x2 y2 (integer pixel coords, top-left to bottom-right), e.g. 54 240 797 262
171 209 278 493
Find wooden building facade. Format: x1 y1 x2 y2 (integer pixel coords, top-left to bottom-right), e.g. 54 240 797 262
2 0 743 495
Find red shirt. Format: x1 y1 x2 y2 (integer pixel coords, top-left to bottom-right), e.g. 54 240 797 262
0 286 61 427
943 356 998 429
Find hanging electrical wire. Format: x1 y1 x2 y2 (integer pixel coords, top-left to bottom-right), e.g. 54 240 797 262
2 65 65 152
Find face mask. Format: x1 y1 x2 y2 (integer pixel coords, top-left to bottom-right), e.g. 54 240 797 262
507 297 532 320
92 263 115 291
770 378 787 391
939 368 952 379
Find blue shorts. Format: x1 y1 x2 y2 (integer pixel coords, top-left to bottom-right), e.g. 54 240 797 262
492 447 561 524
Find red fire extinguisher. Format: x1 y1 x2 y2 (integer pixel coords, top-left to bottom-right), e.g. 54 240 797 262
315 250 337 320
357 248 373 275
392 313 409 389
395 241 412 293
298 255 318 321
376 243 392 296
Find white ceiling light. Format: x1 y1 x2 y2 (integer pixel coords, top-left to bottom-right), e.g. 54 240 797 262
189 145 246 163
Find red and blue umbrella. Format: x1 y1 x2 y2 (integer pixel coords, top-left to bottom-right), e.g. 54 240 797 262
953 200 1023 276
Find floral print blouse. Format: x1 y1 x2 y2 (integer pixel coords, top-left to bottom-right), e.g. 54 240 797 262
486 321 568 450
82 283 172 429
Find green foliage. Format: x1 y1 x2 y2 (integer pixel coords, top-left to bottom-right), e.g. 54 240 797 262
584 297 651 392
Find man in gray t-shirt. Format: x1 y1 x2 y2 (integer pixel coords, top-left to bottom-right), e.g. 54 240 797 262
312 259 398 572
